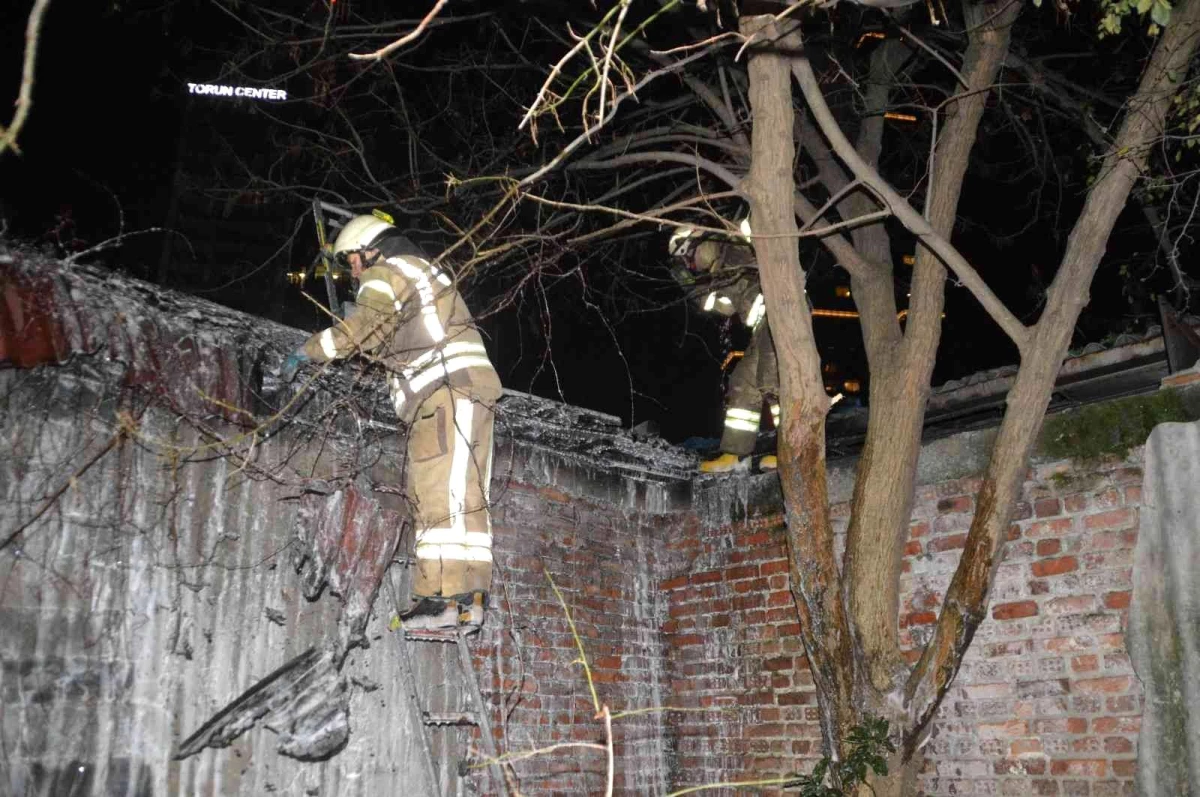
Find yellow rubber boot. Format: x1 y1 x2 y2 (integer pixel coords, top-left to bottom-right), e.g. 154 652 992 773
700 453 746 473
759 455 777 471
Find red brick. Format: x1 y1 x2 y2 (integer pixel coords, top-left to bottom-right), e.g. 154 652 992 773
691 570 722 584
1044 636 1093 653
1071 654 1099 672
727 565 759 581
937 496 972 513
670 634 704 648
1084 508 1136 531
1035 498 1062 518
904 540 922 556
760 560 789 576
766 590 793 608
1103 590 1131 610
979 720 1028 738
929 533 968 552
1104 736 1134 754
910 521 930 538
1028 518 1074 538
993 600 1039 620
1033 718 1088 734
1032 556 1078 577
742 531 772 546
732 594 764 611
592 655 622 670
1092 716 1140 733
1036 538 1062 556
1050 759 1106 777
1073 676 1132 694
764 656 793 672
903 611 938 627
660 575 689 590
777 691 812 706
1112 760 1137 777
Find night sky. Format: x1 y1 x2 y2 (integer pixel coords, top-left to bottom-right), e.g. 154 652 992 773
1 0 1185 444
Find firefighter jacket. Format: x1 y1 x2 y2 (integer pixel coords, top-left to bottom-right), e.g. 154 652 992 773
675 237 777 455
680 238 767 332
300 234 502 600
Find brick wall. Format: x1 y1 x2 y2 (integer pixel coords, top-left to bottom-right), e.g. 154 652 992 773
469 472 692 795
661 457 1146 796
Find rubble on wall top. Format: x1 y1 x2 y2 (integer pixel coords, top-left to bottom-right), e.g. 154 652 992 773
0 244 696 482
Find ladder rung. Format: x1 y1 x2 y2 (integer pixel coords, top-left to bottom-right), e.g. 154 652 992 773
423 711 477 727
403 629 462 643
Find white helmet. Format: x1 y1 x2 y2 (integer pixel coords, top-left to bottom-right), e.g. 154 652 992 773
332 214 394 261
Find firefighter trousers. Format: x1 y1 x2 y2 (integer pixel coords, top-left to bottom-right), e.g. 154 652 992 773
719 324 779 456
406 376 502 600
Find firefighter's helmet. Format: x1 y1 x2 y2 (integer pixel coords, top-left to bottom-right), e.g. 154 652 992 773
332 214 394 267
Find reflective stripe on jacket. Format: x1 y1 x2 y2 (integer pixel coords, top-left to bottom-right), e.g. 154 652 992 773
301 238 498 420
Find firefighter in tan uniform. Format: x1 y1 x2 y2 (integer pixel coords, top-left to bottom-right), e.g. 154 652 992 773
670 220 779 473
286 214 502 632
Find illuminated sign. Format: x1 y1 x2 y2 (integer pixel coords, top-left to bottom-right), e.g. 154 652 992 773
187 83 287 101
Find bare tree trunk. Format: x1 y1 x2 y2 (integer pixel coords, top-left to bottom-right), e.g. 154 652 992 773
740 14 859 748
842 0 1023 699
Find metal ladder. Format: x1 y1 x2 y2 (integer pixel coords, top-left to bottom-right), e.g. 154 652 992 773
384 577 507 797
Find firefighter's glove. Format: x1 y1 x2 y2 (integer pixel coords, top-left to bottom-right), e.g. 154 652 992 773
280 349 310 382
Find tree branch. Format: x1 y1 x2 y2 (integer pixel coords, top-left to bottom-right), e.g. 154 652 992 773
0 0 52 157
790 55 1031 351
348 0 449 62
518 46 720 188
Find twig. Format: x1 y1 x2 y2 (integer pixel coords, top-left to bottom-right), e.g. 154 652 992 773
518 4 624 134
474 742 607 768
609 705 736 720
518 45 716 187
596 1 632 127
2 425 123 553
348 0 450 62
0 0 52 156
545 571 600 713
650 31 741 56
665 776 802 796
601 705 614 797
894 24 969 89
798 179 864 233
